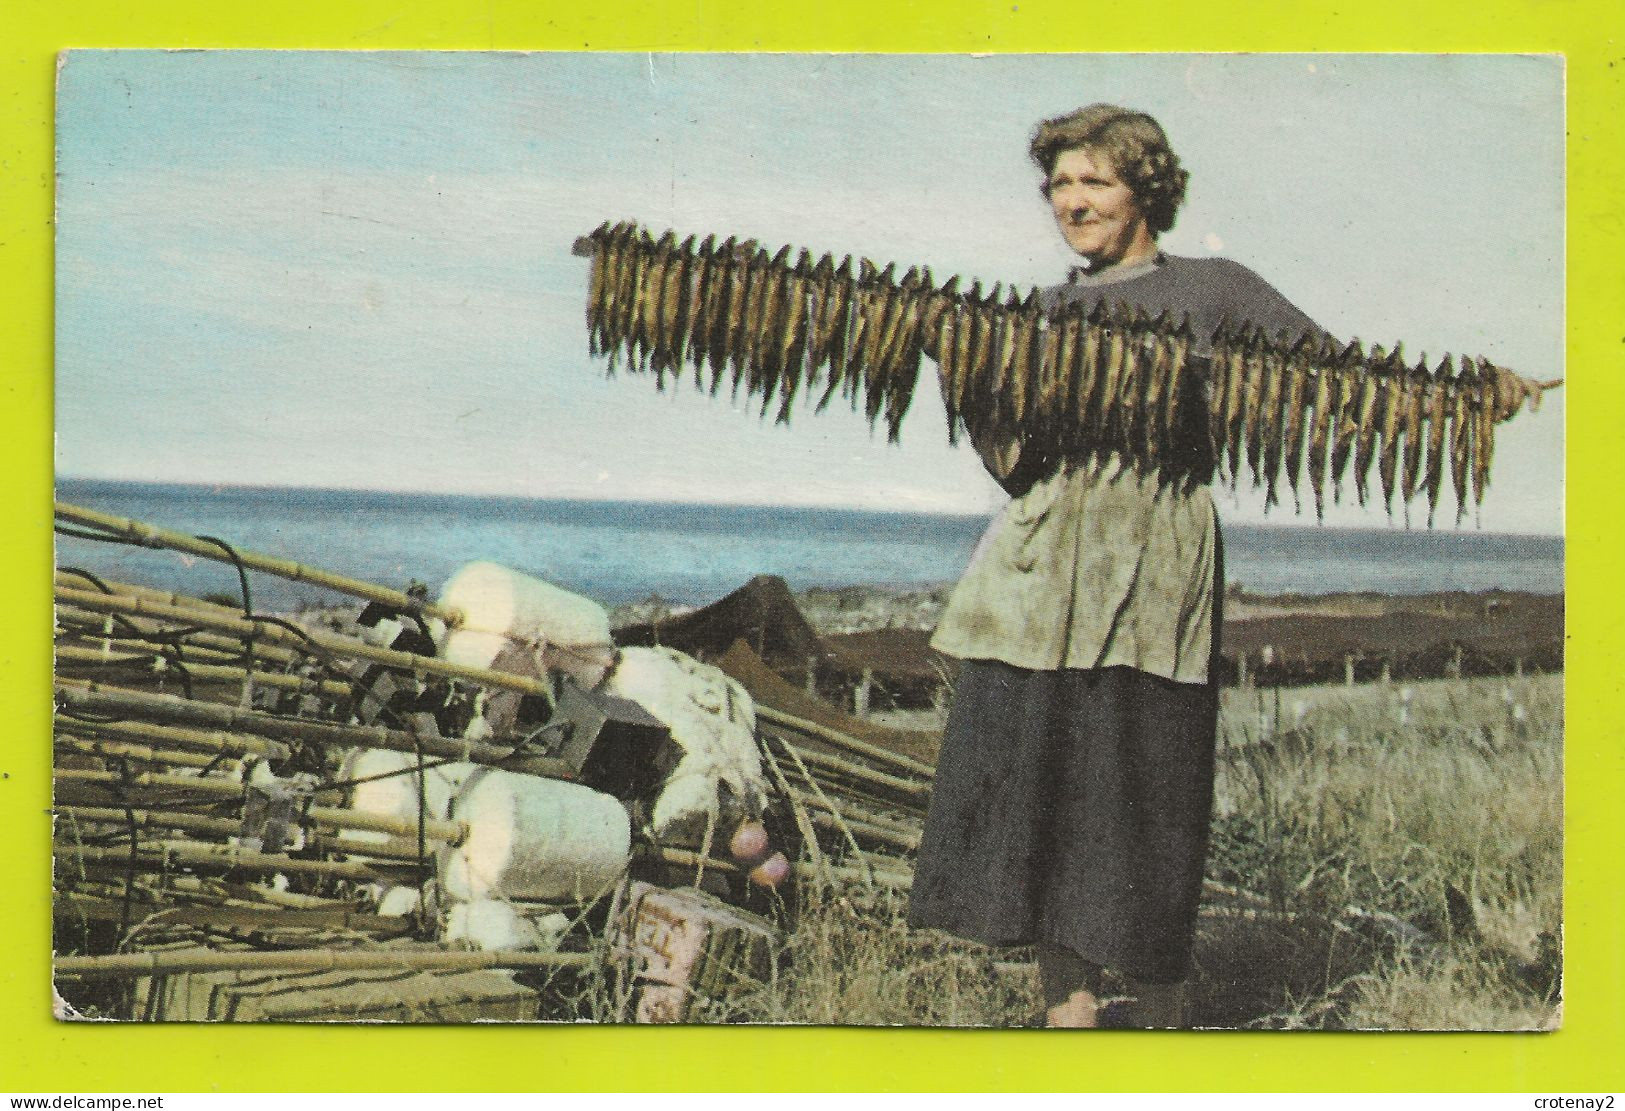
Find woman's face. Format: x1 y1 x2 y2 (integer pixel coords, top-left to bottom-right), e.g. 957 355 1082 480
1046 147 1155 268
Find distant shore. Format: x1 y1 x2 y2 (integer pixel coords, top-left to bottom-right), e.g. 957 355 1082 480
609 580 1564 691
611 581 1563 637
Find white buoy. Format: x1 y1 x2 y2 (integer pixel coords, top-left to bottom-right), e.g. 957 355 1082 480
341 750 478 844
376 886 422 918
441 769 630 902
603 647 769 838
438 561 616 689
444 901 571 952
439 628 518 672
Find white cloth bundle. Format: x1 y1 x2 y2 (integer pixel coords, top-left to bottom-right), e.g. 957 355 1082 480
601 647 769 840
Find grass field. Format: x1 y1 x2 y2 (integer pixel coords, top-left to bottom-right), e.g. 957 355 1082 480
706 673 1563 1030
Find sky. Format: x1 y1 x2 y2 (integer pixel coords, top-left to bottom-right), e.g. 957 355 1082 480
55 51 1565 534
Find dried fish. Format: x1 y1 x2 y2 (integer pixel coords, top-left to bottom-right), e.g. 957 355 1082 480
1305 341 1337 521
816 256 857 411
1221 327 1251 486
655 233 694 378
775 250 814 424
1037 305 1063 444
882 269 928 439
681 233 717 382
1472 357 1496 511
1377 344 1406 515
1135 319 1162 470
1400 354 1428 521
1279 337 1311 513
1424 355 1453 526
1162 315 1193 466
860 263 897 424
753 245 793 415
803 253 836 376
1008 288 1039 427
1349 343 1386 507
1097 306 1128 451
1328 339 1365 504
584 220 612 355
1052 305 1081 451
1258 333 1288 508
1241 329 1270 487
580 222 1554 526
644 231 679 383
1450 357 1476 524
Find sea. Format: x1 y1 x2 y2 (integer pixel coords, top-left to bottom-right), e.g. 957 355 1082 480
55 478 1565 613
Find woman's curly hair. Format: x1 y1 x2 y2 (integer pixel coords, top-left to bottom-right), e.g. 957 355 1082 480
1030 105 1190 237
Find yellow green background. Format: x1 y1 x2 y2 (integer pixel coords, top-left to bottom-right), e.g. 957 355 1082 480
4 0 1620 1092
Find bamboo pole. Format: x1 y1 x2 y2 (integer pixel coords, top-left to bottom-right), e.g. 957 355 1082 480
54 946 590 979
56 803 465 847
54 570 261 620
57 841 396 882
55 616 310 670
58 805 244 842
805 808 920 853
754 705 935 779
55 587 541 699
57 715 291 763
54 894 414 934
646 845 911 890
781 787 920 839
54 767 339 804
56 734 220 770
55 644 354 699
763 731 930 798
55 680 570 778
55 501 463 626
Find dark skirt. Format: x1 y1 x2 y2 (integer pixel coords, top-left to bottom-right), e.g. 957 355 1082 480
906 661 1218 983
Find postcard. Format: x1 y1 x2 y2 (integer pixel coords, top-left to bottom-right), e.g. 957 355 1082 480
51 50 1564 1031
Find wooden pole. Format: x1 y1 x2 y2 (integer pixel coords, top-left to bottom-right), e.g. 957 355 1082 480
55 587 544 700
54 767 339 804
54 946 590 979
55 680 570 778
805 808 920 852
753 704 934 779
763 732 929 799
781 787 921 838
648 845 911 890
54 570 262 620
57 840 391 882
55 644 354 699
57 715 291 763
54 894 413 935
56 802 466 847
55 617 310 670
55 734 220 771
55 501 463 626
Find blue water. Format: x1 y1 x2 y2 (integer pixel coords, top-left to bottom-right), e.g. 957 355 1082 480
55 479 1565 612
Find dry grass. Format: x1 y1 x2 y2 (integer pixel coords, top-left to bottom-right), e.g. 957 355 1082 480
703 673 1562 1030
702 885 1035 1027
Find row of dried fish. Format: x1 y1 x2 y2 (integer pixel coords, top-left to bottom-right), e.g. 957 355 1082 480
581 221 1552 524
585 220 933 441
1206 330 1545 524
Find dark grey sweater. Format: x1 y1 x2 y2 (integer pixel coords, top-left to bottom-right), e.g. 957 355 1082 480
1043 253 1325 353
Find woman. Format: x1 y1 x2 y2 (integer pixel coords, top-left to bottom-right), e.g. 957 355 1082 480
907 104 1324 1028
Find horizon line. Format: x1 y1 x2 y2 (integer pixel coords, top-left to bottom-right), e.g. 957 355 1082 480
55 472 1568 542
